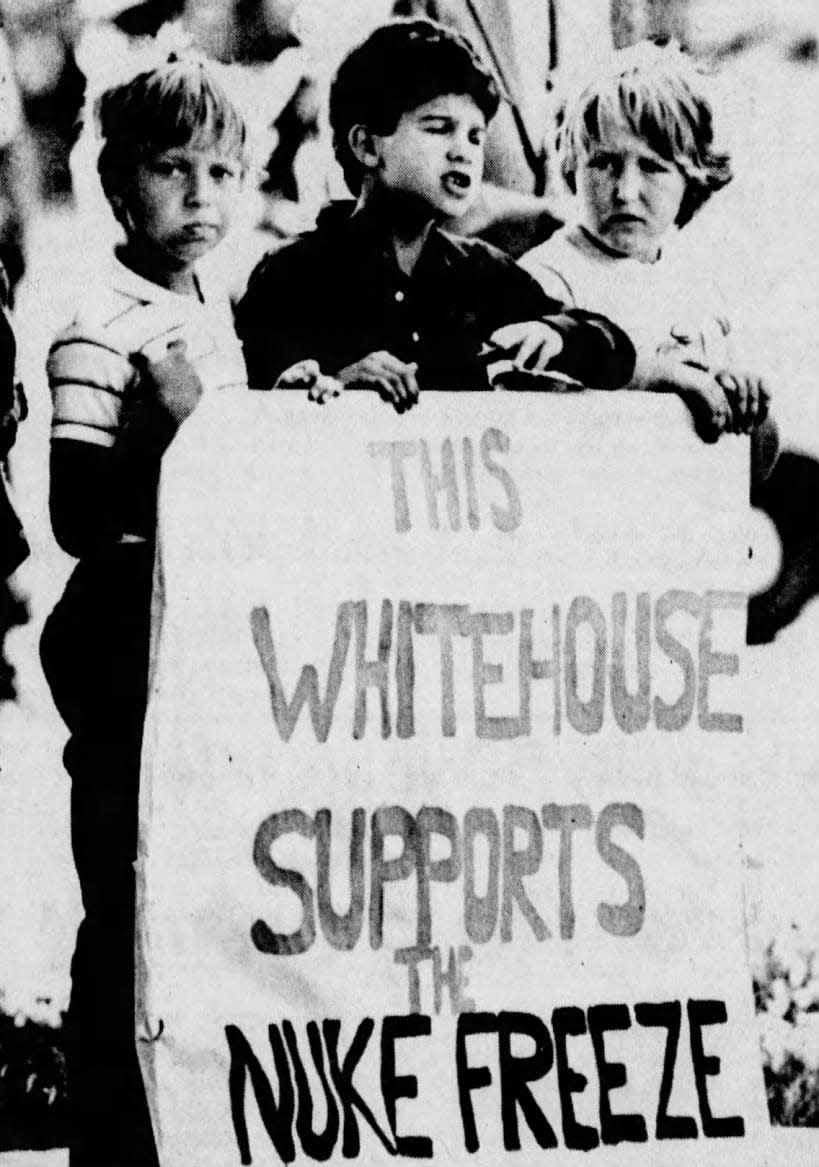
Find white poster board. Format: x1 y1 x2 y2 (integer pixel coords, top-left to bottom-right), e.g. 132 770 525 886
138 390 770 1164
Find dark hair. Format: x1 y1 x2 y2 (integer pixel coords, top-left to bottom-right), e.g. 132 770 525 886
329 19 499 195
559 42 732 226
96 53 250 213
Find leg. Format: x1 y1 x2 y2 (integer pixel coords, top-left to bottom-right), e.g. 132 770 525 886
41 547 158 1167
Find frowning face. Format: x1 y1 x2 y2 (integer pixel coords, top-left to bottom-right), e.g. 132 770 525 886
576 121 686 261
123 142 243 285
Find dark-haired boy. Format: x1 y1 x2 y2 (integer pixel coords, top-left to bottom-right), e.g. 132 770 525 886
236 19 635 407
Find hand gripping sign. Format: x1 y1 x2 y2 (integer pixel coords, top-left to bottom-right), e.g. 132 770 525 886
137 391 771 1165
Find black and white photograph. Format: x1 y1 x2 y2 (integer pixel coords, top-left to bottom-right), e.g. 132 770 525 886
0 0 817 1163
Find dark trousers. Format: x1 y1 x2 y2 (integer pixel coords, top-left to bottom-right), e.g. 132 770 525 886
41 546 159 1167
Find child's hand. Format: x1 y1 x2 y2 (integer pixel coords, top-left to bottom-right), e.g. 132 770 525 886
650 352 732 443
275 359 344 404
488 322 564 372
133 338 204 427
338 352 419 414
715 370 771 433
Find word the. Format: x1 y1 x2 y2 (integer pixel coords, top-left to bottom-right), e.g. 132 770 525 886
394 944 475 1016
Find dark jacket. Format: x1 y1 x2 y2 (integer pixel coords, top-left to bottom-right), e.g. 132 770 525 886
236 203 635 392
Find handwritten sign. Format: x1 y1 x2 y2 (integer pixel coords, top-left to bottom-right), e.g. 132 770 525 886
137 391 769 1164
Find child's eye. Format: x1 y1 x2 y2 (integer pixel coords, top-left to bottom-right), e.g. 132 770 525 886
151 159 184 177
421 119 452 134
468 128 485 147
640 156 671 175
211 164 237 182
588 153 617 170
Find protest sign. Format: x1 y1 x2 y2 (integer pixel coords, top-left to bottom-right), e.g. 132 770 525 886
137 389 769 1164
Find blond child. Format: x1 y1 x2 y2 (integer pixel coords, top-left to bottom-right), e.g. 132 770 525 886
40 54 251 1167
520 42 776 454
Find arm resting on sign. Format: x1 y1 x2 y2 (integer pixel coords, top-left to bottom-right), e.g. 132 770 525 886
542 309 635 390
489 257 636 390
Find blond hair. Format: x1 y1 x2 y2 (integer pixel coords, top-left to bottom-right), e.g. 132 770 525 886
558 42 732 226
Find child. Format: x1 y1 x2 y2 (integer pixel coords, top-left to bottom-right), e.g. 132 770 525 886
519 42 775 451
40 55 250 1167
235 19 636 407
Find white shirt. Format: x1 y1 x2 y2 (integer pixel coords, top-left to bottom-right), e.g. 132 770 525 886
48 256 247 448
520 224 733 387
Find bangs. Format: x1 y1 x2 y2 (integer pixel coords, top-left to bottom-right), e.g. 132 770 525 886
579 73 704 168
557 43 733 223
97 57 249 169
329 19 499 195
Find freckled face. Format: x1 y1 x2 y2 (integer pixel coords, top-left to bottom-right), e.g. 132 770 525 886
370 93 487 219
576 121 687 261
124 142 243 274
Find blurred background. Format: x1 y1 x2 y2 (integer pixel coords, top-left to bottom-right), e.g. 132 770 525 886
0 0 817 1155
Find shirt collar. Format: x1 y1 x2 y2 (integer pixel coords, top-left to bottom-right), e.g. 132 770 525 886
316 201 455 272
572 223 679 266
110 251 211 305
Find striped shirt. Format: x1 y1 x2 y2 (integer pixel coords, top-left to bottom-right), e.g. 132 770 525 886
48 256 247 449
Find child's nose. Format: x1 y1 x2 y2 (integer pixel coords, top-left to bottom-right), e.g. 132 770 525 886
447 130 473 161
185 168 213 206
614 160 642 203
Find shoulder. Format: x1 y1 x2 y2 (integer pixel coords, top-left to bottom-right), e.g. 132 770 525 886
47 267 149 402
435 229 566 316
249 214 350 281
521 227 619 306
52 262 184 360
436 230 529 277
663 230 731 303
239 229 331 309
47 308 133 447
518 256 576 306
57 273 139 338
47 307 133 394
255 231 325 274
438 230 511 262
521 225 578 273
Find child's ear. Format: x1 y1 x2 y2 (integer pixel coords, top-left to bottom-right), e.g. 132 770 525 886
110 194 131 230
348 124 382 173
112 194 138 235
103 181 131 231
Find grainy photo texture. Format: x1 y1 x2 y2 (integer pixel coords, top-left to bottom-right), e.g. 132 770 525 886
0 1 817 1165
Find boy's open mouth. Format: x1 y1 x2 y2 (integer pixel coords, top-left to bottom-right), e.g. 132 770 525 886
180 223 217 240
441 171 471 196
